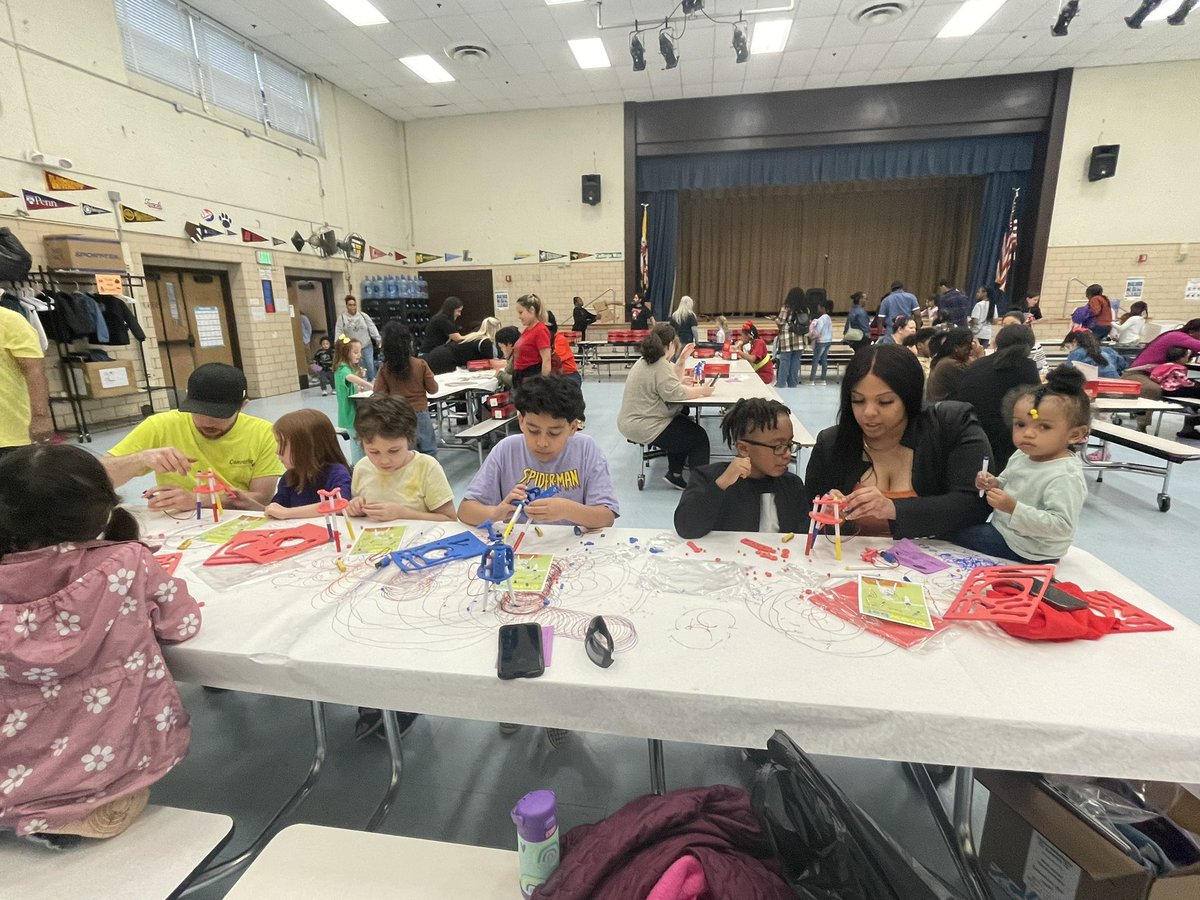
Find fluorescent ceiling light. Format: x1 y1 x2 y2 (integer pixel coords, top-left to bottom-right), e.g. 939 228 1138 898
568 37 611 69
545 0 586 5
400 55 455 84
322 0 387 27
937 0 1008 38
750 19 792 54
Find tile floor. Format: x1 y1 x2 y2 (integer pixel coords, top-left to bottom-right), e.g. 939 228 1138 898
79 375 1199 897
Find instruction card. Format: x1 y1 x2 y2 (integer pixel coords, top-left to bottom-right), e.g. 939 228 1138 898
511 554 553 593
198 515 270 544
858 575 934 630
349 526 407 557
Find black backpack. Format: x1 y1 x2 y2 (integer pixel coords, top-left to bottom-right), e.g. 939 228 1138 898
0 228 32 281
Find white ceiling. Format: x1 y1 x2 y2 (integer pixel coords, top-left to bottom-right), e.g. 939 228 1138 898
187 0 1200 121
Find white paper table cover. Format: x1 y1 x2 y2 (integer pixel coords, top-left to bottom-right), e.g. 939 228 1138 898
162 517 1200 783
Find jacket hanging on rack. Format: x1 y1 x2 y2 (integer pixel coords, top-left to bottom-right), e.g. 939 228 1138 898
95 294 144 345
73 291 109 343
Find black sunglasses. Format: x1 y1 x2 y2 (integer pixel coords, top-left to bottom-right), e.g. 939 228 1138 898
585 616 614 668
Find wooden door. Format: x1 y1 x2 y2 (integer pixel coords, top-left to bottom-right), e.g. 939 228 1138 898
422 269 495 331
145 268 239 402
286 278 332 388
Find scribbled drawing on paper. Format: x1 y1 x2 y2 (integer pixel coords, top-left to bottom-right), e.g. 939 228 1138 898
670 608 737 650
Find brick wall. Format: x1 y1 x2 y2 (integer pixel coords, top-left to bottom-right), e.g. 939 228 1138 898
3 215 416 431
470 259 627 330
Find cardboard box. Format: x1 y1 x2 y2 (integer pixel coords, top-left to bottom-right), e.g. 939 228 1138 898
68 360 137 399
978 770 1200 900
44 234 124 272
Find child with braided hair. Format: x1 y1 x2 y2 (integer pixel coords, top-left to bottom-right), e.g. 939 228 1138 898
953 365 1091 564
674 398 809 538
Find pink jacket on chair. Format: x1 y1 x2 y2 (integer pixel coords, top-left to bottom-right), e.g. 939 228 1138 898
0 541 200 836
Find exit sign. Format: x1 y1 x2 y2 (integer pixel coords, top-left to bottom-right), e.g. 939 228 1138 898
256 250 273 266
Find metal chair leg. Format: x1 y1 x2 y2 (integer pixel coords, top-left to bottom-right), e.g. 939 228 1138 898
648 739 667 795
366 710 406 831
901 764 991 900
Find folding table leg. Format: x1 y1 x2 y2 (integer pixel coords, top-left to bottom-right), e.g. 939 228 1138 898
179 701 328 894
366 710 405 831
647 739 667 795
901 764 990 900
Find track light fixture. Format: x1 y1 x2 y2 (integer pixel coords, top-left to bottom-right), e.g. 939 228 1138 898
732 21 749 63
1125 0 1162 27
659 24 679 69
1051 0 1079 35
1167 0 1197 23
681 0 704 13
630 27 646 71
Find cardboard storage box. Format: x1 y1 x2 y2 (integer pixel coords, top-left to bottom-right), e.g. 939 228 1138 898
44 234 124 272
68 360 137 399
978 770 1200 900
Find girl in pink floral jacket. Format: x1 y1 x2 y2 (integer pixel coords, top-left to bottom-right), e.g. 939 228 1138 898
0 445 201 842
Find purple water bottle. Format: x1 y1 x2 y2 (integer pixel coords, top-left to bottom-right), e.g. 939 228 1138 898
511 790 560 897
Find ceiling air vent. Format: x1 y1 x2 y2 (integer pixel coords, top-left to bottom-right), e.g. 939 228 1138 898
446 43 491 63
849 1 910 27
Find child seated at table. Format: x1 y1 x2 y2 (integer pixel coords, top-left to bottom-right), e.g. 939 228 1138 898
261 409 352 520
672 400 811 540
954 366 1090 564
346 396 455 523
333 335 374 464
674 398 809 539
458 375 619 530
0 446 201 845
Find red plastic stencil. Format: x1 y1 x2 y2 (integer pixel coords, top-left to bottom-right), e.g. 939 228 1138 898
204 524 329 566
1056 583 1175 634
942 565 1056 624
155 552 182 575
810 582 951 649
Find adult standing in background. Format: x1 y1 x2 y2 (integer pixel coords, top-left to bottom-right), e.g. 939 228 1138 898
774 287 807 388
1082 284 1113 341
935 279 971 328
572 296 598 340
423 317 505 375
419 296 465 356
843 292 872 350
879 281 919 336
0 306 52 456
334 294 381 380
669 295 700 345
618 323 715 491
955 323 1040 471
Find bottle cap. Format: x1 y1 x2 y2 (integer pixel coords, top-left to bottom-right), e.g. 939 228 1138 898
511 789 557 841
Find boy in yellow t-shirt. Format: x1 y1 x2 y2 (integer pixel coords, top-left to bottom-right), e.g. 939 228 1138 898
347 395 455 522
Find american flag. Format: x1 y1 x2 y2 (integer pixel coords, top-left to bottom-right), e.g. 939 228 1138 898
994 188 1020 292
639 204 649 293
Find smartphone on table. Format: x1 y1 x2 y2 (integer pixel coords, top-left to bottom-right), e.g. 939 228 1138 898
497 623 544 680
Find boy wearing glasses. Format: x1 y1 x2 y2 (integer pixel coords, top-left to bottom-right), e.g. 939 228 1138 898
674 398 809 538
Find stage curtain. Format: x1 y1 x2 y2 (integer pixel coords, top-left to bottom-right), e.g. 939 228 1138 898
676 177 982 315
642 191 679 321
967 170 1030 315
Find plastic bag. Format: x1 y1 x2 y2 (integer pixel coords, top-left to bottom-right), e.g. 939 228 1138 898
752 730 960 900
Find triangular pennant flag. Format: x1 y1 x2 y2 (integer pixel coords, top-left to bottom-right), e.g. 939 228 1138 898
415 252 440 264
444 253 460 262
0 190 15 199
199 224 221 239
271 237 286 246
291 231 306 252
82 203 111 216
184 222 200 241
24 189 76 211
241 228 267 243
120 204 162 223
225 230 236 236
44 172 95 191
539 250 566 262
569 251 593 261
392 252 407 262
513 251 532 260
462 250 473 262
369 246 386 260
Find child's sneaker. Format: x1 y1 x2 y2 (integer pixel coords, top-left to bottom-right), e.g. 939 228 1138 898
543 728 569 750
499 722 521 736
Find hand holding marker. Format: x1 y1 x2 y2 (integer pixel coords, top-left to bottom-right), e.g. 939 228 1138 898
978 456 990 497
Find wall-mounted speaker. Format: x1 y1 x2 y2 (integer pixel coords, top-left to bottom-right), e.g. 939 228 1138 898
1088 145 1119 182
581 174 601 205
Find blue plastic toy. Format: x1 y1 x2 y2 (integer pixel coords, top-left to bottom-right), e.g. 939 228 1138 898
377 531 489 573
477 523 515 586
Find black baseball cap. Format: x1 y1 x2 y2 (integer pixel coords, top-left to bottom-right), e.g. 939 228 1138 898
179 363 247 419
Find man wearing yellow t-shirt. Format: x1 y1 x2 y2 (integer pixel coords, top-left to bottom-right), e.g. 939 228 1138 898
0 307 52 456
103 363 284 512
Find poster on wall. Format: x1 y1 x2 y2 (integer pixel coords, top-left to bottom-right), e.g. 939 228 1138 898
1185 278 1200 302
194 307 224 348
495 290 509 311
1124 278 1144 301
263 280 275 314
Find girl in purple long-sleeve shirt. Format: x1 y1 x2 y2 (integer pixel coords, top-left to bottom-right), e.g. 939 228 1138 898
0 446 201 843
261 409 352 520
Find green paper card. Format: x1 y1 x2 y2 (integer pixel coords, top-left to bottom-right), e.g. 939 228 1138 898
198 515 270 544
858 575 934 630
511 554 553 593
349 526 407 556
